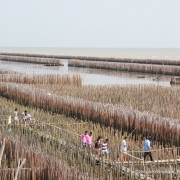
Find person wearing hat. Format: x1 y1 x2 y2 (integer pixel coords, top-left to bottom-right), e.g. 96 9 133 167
143 136 153 161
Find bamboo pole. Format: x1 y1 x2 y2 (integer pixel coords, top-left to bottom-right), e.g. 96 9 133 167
14 159 26 180
0 138 5 168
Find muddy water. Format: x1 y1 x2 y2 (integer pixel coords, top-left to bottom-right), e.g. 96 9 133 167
0 59 175 87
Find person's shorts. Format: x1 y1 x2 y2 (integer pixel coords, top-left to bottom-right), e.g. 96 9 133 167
102 149 108 155
14 116 18 121
122 151 127 154
82 142 87 147
88 144 92 148
95 148 101 151
28 119 32 124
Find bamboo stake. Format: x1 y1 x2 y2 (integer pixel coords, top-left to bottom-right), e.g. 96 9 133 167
0 138 5 168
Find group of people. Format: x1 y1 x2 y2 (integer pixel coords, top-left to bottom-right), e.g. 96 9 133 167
14 108 32 126
82 131 153 162
81 131 109 160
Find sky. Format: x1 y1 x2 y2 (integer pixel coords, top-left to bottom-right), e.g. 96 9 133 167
0 0 180 48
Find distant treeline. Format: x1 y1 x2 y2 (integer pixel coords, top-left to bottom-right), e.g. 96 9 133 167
0 52 180 66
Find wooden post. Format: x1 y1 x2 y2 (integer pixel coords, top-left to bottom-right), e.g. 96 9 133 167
0 138 5 168
14 159 26 180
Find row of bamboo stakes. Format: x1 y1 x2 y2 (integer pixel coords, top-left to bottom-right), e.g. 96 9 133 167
1 96 180 179
0 55 63 66
68 60 180 76
0 52 180 66
0 82 179 148
0 133 91 180
0 74 82 86
0 69 17 75
32 84 180 120
0 104 180 180
0 56 180 179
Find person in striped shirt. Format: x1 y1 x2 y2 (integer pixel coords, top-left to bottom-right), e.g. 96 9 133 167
101 139 109 160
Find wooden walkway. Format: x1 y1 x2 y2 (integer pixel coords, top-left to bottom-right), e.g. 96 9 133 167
116 159 180 165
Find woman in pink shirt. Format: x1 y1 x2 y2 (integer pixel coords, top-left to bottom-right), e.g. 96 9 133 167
81 131 88 149
87 132 93 154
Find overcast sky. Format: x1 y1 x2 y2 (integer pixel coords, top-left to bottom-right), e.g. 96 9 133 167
0 0 180 48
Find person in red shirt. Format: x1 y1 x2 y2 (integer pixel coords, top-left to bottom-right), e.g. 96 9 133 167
94 136 102 159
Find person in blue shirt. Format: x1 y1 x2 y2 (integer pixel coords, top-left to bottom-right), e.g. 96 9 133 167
144 136 153 161
121 136 128 162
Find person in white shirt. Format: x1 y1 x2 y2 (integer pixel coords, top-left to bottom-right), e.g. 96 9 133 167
14 108 19 123
27 114 32 126
121 136 128 162
102 139 109 160
22 110 28 126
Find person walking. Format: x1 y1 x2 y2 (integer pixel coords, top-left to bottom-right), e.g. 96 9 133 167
22 110 28 126
144 136 153 161
102 139 109 161
81 131 88 150
121 136 128 162
87 132 93 155
94 136 102 159
14 108 19 124
27 113 32 127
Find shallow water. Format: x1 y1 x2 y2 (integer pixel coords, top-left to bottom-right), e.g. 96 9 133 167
0 60 174 87
0 47 179 87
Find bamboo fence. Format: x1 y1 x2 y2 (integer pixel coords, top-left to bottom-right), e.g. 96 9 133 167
0 98 180 179
0 82 180 147
32 84 180 120
0 52 180 66
0 55 63 66
0 68 17 75
0 74 82 86
68 60 180 76
0 108 180 179
0 134 91 180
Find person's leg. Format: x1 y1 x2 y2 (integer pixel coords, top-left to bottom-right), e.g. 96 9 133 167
89 144 92 154
144 152 147 161
102 151 104 159
24 119 26 126
149 152 153 161
88 144 91 154
124 153 127 162
95 149 98 158
123 152 127 162
84 143 87 150
97 150 100 159
98 149 101 158
85 143 87 150
105 152 108 160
